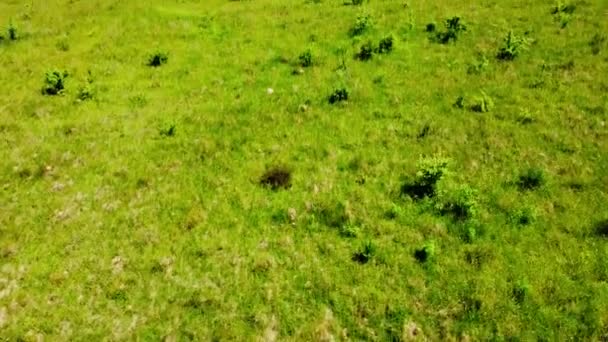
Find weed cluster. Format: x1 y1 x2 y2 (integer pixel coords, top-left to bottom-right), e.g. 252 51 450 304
298 49 314 67
517 168 546 190
260 167 292 190
41 70 68 96
402 156 449 199
350 13 373 37
497 31 531 60
328 87 349 104
147 51 168 67
434 17 467 44
551 2 576 28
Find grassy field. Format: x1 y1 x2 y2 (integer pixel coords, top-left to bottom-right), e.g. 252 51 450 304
1 0 608 340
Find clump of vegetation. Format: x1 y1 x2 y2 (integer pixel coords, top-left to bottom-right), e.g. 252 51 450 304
352 241 376 264
402 156 449 199
41 70 68 96
590 33 606 55
512 280 530 304
595 220 608 238
376 34 394 54
356 41 374 61
551 2 576 28
425 23 436 32
470 91 494 113
517 167 546 190
510 207 537 226
159 123 176 137
260 166 292 190
328 87 349 104
497 31 531 60
147 51 168 67
435 16 467 44
350 13 373 37
298 49 314 67
7 21 18 41
414 242 435 263
467 55 490 74
351 0 364 5
76 71 95 102
439 185 478 221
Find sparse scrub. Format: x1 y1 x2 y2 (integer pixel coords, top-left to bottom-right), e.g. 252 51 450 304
470 92 494 113
328 87 349 104
260 166 292 190
518 167 546 190
590 33 606 55
350 13 373 37
497 31 531 60
355 41 374 61
438 185 478 221
414 242 435 263
147 51 168 67
298 49 314 67
552 2 576 28
434 16 467 44
376 34 394 54
402 156 449 199
352 240 376 264
8 21 17 41
41 70 68 96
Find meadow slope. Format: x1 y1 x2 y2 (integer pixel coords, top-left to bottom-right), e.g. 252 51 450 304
1 0 608 340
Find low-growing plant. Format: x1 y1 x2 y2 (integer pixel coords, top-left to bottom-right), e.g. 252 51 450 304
159 123 177 137
467 55 489 74
439 185 478 221
260 166 292 190
497 31 531 60
470 91 494 113
590 33 606 55
328 87 349 104
414 242 435 263
594 219 608 238
425 23 436 32
517 167 546 190
350 13 373 37
352 240 376 264
402 156 449 199
356 41 374 61
7 21 17 41
512 279 530 304
376 34 394 54
147 51 168 67
41 70 68 96
552 2 576 28
453 96 465 109
435 16 467 44
351 0 364 5
510 207 537 226
298 49 313 67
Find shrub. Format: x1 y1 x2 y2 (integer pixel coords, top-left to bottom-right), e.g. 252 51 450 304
414 242 435 263
512 280 530 304
425 23 436 32
435 16 467 44
8 21 17 40
517 167 545 190
510 207 537 226
552 2 576 28
453 96 465 109
350 13 373 37
356 41 374 61
298 49 313 67
376 35 394 54
439 185 478 221
595 220 608 238
41 70 68 96
497 31 530 60
590 33 606 55
352 0 364 5
470 91 494 113
147 51 168 67
328 87 349 104
159 123 176 137
260 166 292 190
77 83 94 101
401 156 449 199
352 241 376 264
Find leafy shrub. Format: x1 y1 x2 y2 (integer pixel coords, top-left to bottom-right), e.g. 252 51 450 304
356 41 374 61
298 49 313 67
552 2 576 28
352 241 376 264
260 166 292 190
376 35 394 54
453 96 465 109
590 33 606 55
41 70 68 96
350 13 373 37
160 123 176 137
351 0 364 5
595 220 608 238
470 92 494 113
512 280 530 304
147 51 168 67
510 207 537 226
402 156 449 199
425 23 436 32
414 242 435 263
467 55 489 74
439 185 478 221
8 21 17 41
328 87 349 104
497 31 530 60
517 167 545 190
435 16 467 44
77 83 94 101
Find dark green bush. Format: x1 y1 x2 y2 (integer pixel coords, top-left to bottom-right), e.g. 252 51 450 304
435 16 467 44
350 13 372 37
402 156 449 199
376 35 394 54
41 70 68 96
356 41 374 61
147 52 168 67
328 88 349 104
517 168 545 190
298 49 313 67
497 31 530 60
352 241 376 264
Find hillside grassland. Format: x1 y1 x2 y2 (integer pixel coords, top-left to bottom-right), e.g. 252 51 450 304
1 0 608 340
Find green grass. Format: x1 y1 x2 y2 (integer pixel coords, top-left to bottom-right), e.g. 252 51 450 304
1 0 608 339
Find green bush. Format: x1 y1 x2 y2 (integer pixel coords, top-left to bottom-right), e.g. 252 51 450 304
414 242 435 263
328 87 349 104
435 16 467 44
350 13 373 37
41 70 68 96
517 167 546 190
352 241 376 264
402 156 449 199
356 41 374 61
298 49 313 67
147 51 168 67
497 31 530 60
470 92 494 113
376 35 394 54
439 185 479 221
